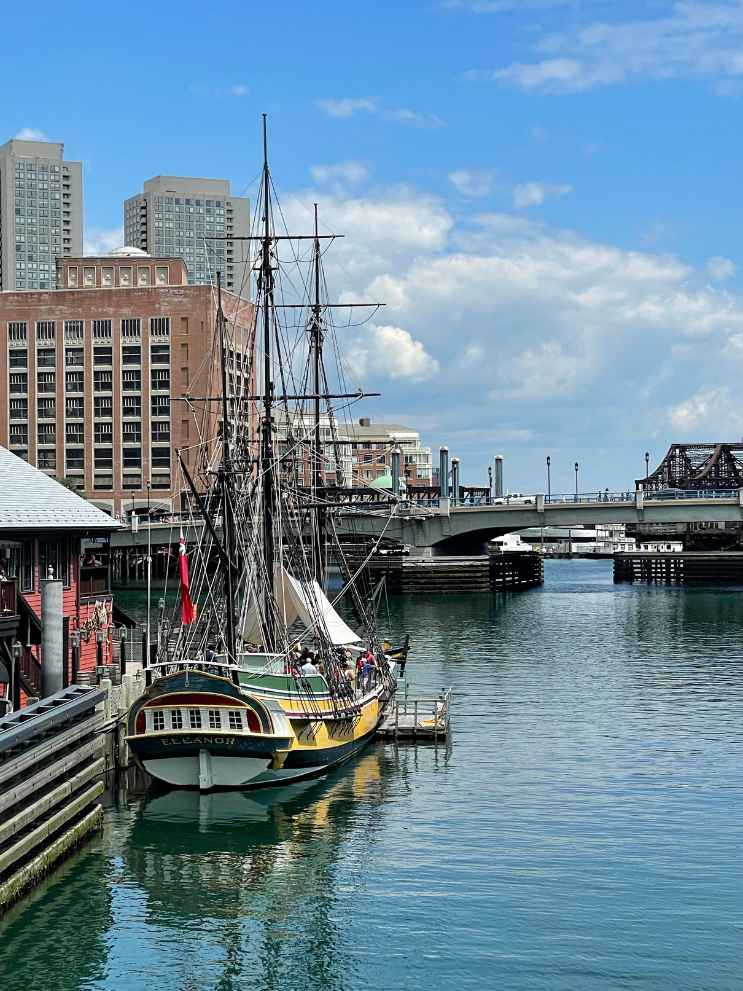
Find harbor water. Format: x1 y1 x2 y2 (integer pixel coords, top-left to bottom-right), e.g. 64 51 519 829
3 559 743 990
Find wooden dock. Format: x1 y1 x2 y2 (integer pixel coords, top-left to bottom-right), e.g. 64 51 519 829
0 685 107 912
614 551 743 584
361 552 543 595
377 688 452 740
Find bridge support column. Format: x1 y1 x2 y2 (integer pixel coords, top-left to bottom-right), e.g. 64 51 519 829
635 488 644 522
439 447 449 500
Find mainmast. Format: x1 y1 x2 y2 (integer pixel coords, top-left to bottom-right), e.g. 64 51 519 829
217 273 236 660
259 115 277 651
310 203 325 586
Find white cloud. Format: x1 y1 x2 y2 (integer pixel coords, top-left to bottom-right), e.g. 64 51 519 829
315 97 381 118
310 160 369 185
315 97 444 128
15 128 49 141
84 227 124 255
477 1 743 95
583 140 605 156
347 324 439 383
708 256 737 280
189 84 248 97
276 178 743 486
449 170 494 197
512 181 572 208
668 386 743 433
532 125 550 141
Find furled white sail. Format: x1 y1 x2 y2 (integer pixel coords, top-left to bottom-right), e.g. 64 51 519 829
240 567 360 646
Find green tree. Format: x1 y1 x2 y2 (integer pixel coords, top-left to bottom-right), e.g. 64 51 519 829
55 476 87 499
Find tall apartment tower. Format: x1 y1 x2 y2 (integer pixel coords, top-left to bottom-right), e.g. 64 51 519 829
123 176 250 294
0 139 83 292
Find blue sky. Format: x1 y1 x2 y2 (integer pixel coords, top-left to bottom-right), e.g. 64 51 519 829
4 0 743 492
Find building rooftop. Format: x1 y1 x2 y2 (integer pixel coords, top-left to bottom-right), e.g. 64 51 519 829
107 246 150 257
341 422 419 437
0 448 120 533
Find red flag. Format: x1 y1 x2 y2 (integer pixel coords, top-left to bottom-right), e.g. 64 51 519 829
179 529 196 625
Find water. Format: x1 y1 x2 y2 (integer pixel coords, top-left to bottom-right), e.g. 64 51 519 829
3 560 743 990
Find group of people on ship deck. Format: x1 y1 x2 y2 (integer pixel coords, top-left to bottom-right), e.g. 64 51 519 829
283 645 380 691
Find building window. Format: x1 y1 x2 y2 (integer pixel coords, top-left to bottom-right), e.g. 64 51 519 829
92 319 112 339
37 398 55 419
37 347 56 368
151 396 170 418
37 450 56 471
94 423 113 444
151 421 170 443
123 396 142 418
93 346 112 366
9 424 28 447
9 349 27 368
64 320 83 341
94 371 112 392
94 448 113 470
94 397 112 418
9 398 27 419
150 317 170 337
37 422 56 445
65 371 84 392
37 372 56 393
123 448 141 469
66 449 84 471
66 423 84 444
363 469 374 479
122 422 142 443
38 538 70 587
20 539 34 592
36 321 55 341
122 370 141 391
121 318 141 339
151 369 170 392
8 322 27 342
151 447 171 469
66 347 84 366
10 373 28 394
150 344 170 364
122 345 141 364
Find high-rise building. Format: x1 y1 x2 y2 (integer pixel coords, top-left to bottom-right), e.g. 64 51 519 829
123 176 250 294
0 139 83 293
0 247 254 516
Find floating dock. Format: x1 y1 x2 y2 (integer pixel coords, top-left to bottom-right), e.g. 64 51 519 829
361 551 543 595
377 689 452 741
614 551 743 584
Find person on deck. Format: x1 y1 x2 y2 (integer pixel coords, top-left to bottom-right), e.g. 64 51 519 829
301 652 318 676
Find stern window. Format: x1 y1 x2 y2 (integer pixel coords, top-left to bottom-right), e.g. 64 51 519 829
153 710 165 731
189 709 202 729
228 710 243 731
208 710 222 730
170 709 183 730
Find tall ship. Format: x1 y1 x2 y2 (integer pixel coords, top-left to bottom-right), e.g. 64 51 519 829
126 120 406 790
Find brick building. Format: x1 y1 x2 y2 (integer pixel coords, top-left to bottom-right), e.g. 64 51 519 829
0 247 254 515
275 413 432 489
342 419 432 488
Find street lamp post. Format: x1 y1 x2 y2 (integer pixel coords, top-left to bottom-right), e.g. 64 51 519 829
574 462 579 501
546 456 551 502
645 452 649 487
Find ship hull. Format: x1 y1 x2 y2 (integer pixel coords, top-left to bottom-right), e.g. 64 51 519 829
126 668 389 791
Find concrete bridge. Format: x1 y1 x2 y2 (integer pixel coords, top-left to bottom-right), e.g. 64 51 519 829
334 491 743 554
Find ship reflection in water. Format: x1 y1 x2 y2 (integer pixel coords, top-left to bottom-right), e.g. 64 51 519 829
0 745 408 991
